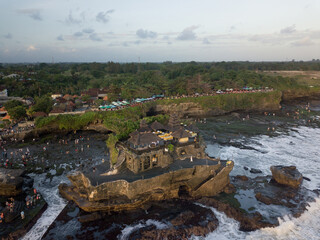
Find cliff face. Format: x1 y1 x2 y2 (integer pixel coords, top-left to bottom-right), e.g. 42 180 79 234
155 102 220 118
0 168 25 196
282 88 320 102
59 160 234 212
155 91 282 118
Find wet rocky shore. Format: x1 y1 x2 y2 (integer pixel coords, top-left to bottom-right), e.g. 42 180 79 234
1 97 320 239
41 164 319 240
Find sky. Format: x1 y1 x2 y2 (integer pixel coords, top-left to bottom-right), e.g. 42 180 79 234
0 0 320 63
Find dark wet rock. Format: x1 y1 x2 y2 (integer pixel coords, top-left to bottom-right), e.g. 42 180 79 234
170 211 195 226
303 176 311 181
78 212 102 223
270 165 303 188
224 183 236 194
231 174 318 221
129 206 218 239
255 192 274 205
44 199 218 240
250 168 262 174
235 175 249 181
22 175 34 192
197 197 274 231
243 166 249 171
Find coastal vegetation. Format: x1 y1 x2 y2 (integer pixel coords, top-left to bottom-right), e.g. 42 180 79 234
157 90 282 111
33 90 282 136
1 61 318 100
34 105 168 140
106 134 118 165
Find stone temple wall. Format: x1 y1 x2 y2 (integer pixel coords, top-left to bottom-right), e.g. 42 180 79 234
120 143 207 174
59 161 234 212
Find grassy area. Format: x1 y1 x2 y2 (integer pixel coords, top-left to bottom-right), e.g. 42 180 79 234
157 91 282 112
263 71 320 87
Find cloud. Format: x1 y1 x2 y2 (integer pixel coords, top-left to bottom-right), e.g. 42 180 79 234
177 26 198 40
96 10 114 23
64 11 85 25
57 35 64 41
230 25 236 31
202 38 211 44
26 45 37 51
291 37 314 47
4 33 12 39
73 32 83 37
89 33 102 41
82 28 94 34
248 28 320 46
281 25 296 34
18 9 43 21
136 29 157 39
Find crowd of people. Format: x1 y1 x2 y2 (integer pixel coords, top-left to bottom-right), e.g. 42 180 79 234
0 188 41 224
0 124 35 137
0 132 99 171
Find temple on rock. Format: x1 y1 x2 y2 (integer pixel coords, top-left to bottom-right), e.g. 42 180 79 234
119 114 206 173
58 114 234 212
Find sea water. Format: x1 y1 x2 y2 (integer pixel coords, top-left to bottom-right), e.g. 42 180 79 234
21 174 68 240
21 115 320 240
120 124 320 240
199 125 320 240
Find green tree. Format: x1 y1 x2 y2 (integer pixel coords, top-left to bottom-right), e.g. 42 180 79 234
32 95 53 114
4 100 23 110
81 95 90 102
7 106 27 120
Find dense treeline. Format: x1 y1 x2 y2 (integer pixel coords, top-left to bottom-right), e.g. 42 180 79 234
1 61 319 99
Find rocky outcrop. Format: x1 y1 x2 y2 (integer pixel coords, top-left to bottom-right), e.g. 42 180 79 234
197 197 274 231
249 168 262 174
155 102 217 118
85 123 111 133
130 207 218 239
270 165 303 188
59 161 234 212
0 168 25 196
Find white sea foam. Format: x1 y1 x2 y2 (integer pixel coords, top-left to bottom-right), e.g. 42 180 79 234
191 204 247 240
200 125 320 240
21 174 68 240
192 197 320 240
247 197 320 240
207 126 320 191
119 219 170 240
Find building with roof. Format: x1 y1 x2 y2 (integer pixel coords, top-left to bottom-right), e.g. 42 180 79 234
32 112 47 118
51 94 63 100
0 89 8 98
81 88 108 100
121 114 205 174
